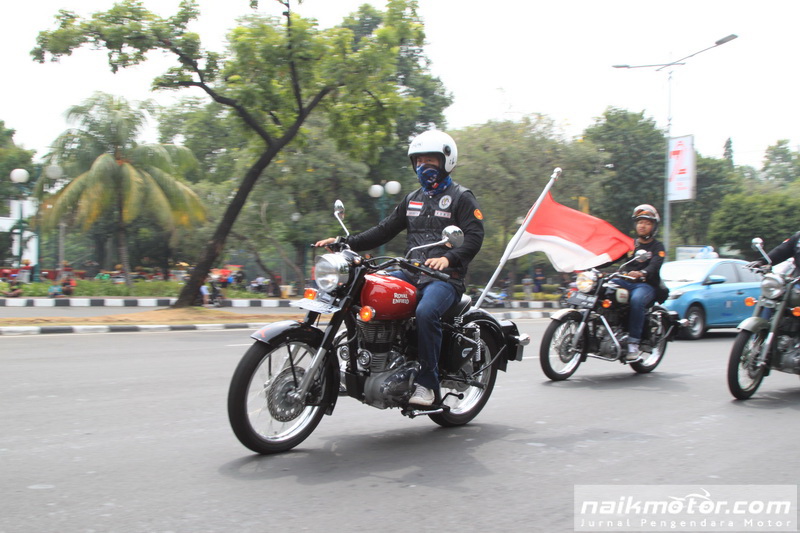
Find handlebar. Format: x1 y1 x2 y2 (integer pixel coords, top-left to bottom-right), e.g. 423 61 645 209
398 258 451 282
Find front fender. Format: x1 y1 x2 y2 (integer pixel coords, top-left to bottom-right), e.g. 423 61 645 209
249 320 338 415
251 319 324 347
737 316 770 333
550 308 584 322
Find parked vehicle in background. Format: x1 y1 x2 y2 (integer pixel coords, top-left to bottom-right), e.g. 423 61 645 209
661 259 762 340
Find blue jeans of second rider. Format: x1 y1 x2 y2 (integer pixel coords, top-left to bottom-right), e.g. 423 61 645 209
393 271 459 391
614 280 656 344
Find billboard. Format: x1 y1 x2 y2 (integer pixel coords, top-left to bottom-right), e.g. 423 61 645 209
667 135 696 202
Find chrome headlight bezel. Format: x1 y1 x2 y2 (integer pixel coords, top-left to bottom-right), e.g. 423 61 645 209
760 273 785 300
314 253 351 294
576 271 598 293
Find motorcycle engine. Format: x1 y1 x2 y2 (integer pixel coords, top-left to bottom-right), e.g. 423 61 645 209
597 325 627 358
775 334 800 374
355 318 419 408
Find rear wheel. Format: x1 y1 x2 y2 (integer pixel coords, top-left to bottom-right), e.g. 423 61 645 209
228 339 333 454
680 304 706 340
631 311 670 373
727 329 767 400
540 316 582 380
430 327 499 427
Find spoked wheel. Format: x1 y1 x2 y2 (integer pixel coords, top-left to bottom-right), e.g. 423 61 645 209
228 340 333 454
540 316 582 381
631 311 670 373
430 327 499 427
727 329 768 400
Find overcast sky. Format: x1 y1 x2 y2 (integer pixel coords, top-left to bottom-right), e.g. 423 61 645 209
1 0 797 170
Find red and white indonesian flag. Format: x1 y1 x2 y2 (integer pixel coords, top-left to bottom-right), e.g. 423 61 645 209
507 193 634 272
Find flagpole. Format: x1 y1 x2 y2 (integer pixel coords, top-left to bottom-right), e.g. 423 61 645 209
472 167 562 310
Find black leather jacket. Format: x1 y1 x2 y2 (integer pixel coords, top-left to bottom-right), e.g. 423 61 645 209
346 183 484 286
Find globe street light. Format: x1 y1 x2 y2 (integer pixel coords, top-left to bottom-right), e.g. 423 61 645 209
613 34 738 258
368 180 401 256
9 169 31 273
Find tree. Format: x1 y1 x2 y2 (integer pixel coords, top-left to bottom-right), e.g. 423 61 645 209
452 115 610 284
582 107 665 232
761 140 800 183
708 192 800 258
33 0 432 306
41 93 206 285
0 121 35 218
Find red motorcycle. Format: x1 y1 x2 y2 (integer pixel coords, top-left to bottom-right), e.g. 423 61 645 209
228 200 529 454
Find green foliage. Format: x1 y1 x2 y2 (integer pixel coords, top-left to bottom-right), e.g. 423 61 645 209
0 121 36 215
708 192 800 258
761 140 800 183
583 107 665 231
32 0 435 306
41 93 206 285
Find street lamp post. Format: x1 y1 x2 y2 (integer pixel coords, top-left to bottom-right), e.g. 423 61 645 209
613 34 738 258
368 180 401 256
9 169 31 274
9 165 64 281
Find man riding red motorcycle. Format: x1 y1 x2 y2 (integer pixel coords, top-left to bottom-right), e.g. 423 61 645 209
316 130 484 406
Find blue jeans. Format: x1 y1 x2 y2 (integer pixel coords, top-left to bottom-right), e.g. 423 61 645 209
615 280 656 343
393 271 459 390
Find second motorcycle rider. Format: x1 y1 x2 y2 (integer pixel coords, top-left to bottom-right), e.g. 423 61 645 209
315 130 484 407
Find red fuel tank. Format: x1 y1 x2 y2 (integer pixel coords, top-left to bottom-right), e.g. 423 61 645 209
360 274 417 320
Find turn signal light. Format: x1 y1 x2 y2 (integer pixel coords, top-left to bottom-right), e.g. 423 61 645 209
359 306 376 322
792 307 800 317
304 288 318 300
601 299 612 308
744 297 757 307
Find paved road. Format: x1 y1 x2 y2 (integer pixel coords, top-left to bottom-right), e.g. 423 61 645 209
1 322 798 532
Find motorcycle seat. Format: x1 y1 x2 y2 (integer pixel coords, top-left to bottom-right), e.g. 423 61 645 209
442 294 473 322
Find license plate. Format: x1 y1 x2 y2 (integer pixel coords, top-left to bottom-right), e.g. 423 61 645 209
292 298 341 314
567 292 596 308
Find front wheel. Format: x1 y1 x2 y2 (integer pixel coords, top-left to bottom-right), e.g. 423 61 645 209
228 339 333 454
727 329 768 400
430 328 499 427
540 316 582 381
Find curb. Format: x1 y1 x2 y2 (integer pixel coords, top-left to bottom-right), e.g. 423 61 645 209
0 322 273 336
0 311 558 336
0 297 560 336
0 297 294 308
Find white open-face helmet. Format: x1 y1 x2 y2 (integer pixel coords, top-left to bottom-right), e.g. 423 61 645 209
407 130 458 175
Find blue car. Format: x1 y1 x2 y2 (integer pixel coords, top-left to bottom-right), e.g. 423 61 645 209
661 259 762 340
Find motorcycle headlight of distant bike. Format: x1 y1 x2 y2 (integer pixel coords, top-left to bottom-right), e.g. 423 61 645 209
314 254 351 294
760 273 785 300
576 271 597 293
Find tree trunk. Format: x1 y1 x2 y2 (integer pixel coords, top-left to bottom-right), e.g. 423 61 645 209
174 147 280 307
117 225 133 288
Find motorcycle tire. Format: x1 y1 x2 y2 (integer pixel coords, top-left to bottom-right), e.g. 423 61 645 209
630 310 670 374
727 329 767 400
540 315 582 381
430 327 499 427
228 339 334 454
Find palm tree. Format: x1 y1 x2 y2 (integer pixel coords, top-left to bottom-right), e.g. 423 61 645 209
40 93 206 286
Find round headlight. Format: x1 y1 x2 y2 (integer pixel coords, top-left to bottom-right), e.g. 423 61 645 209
761 273 785 300
314 254 351 293
576 271 598 293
